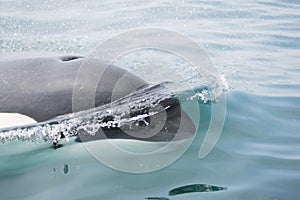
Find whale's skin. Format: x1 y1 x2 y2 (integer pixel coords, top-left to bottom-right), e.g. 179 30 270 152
0 55 195 142
0 55 147 122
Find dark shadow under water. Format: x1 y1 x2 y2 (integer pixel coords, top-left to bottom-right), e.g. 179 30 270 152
145 183 227 199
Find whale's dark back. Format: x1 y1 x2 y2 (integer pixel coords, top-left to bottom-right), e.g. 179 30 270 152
0 56 148 122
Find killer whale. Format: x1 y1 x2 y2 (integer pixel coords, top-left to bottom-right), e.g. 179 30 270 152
0 55 195 143
0 55 148 122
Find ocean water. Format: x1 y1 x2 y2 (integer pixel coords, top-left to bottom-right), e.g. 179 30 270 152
0 0 300 200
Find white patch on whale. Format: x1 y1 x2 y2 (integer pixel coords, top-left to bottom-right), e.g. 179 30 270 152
0 113 37 129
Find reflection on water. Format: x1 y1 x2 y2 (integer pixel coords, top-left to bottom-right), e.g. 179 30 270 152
169 184 227 196
63 164 69 174
145 184 227 199
145 197 170 200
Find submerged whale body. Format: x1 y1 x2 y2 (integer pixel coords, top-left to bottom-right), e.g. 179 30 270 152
0 55 195 143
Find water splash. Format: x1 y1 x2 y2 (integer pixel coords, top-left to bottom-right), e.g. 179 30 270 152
0 79 227 144
0 84 172 143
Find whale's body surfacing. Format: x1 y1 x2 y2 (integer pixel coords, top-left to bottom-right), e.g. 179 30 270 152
0 55 147 122
0 55 195 142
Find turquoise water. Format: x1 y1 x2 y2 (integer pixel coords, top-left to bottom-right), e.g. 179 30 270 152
1 0 300 199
